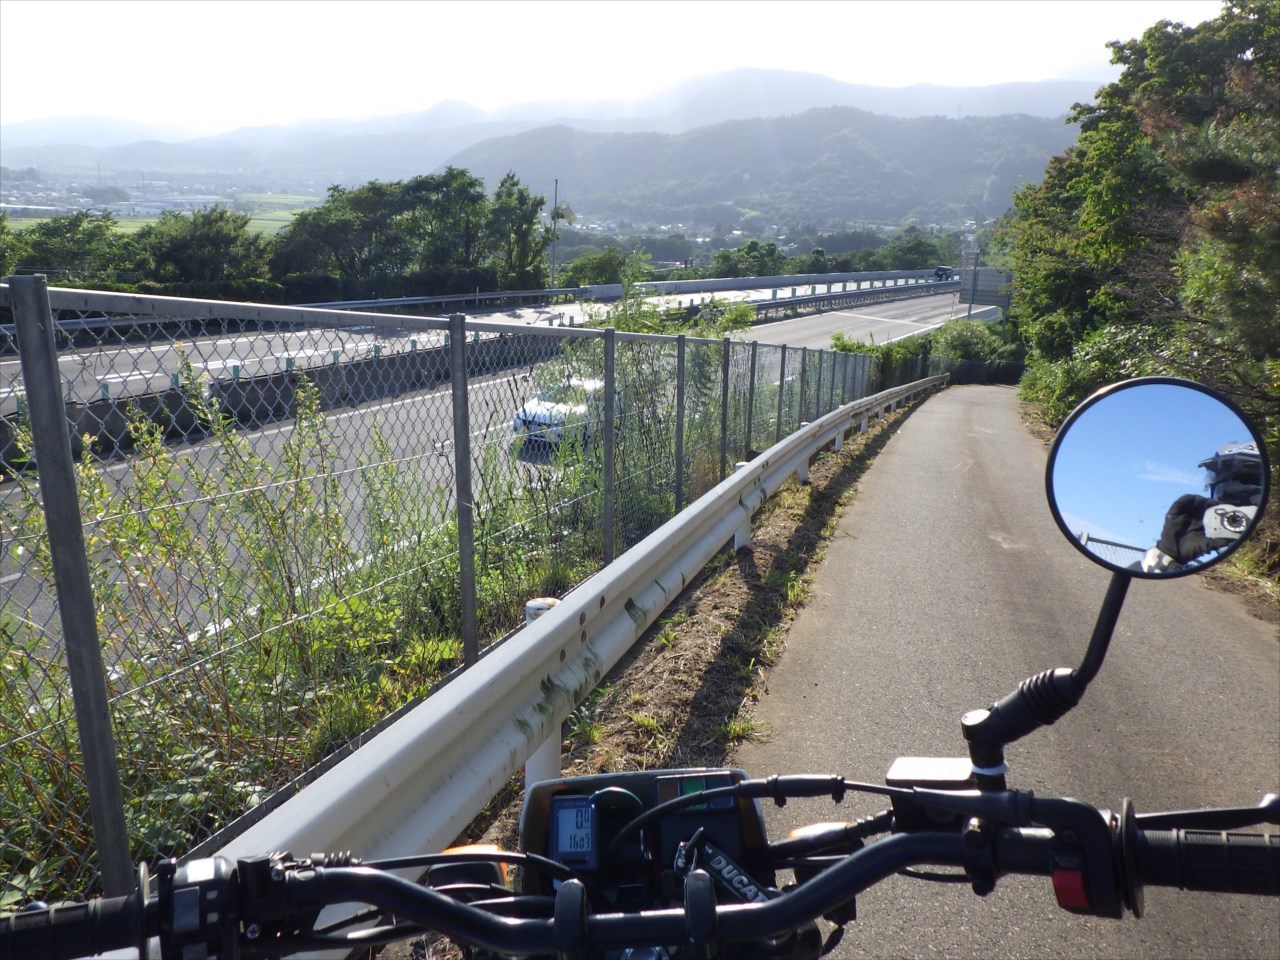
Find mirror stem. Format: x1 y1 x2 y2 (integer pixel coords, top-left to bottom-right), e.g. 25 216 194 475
962 572 1131 787
1076 572 1130 687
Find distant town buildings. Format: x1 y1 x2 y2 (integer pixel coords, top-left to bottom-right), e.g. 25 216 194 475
0 174 238 219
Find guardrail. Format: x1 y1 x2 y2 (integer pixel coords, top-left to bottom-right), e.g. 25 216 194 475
753 279 960 322
212 375 948 867
0 272 953 348
5 276 950 903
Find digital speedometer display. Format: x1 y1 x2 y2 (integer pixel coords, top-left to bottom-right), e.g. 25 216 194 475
549 795 598 869
556 805 593 852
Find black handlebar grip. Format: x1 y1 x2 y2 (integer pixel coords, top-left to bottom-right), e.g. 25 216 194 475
1137 829 1280 896
0 895 143 960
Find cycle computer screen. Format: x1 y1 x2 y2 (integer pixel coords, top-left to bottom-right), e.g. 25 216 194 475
549 794 598 870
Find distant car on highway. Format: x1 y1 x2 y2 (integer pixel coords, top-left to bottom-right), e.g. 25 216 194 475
513 377 609 444
933 265 955 280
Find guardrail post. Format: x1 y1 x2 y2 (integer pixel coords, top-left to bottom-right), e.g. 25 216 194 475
523 598 562 789
774 344 787 446
734 462 752 549
719 337 730 481
449 313 479 666
11 275 134 897
744 340 758 456
603 327 616 564
675 335 686 512
797 426 811 483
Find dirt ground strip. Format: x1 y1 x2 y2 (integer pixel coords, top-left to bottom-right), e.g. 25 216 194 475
372 396 925 960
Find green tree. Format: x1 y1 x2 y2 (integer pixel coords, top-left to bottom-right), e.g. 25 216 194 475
15 211 142 287
1002 0 1278 574
560 247 628 286
0 213 29 277
400 166 489 271
709 239 786 279
486 171 550 289
1005 0 1278 400
272 180 413 284
137 207 270 284
270 169 508 298
865 226 947 270
930 318 1015 363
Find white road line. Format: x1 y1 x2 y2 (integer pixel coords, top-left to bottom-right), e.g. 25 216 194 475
830 312 935 325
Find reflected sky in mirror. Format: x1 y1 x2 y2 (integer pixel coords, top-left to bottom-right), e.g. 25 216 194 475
1050 384 1255 569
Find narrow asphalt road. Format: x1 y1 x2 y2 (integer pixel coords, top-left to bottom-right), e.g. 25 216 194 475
735 384 1279 958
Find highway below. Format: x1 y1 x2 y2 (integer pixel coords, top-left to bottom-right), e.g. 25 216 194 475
480 288 975 352
0 289 979 633
0 285 962 415
735 385 1279 958
747 290 981 350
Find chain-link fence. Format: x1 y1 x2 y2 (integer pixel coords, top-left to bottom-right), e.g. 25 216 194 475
1078 534 1147 569
1 278 894 904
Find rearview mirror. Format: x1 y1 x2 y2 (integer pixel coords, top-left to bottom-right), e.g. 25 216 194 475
1045 378 1268 578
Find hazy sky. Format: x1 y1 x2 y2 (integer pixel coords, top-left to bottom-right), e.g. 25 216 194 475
1 0 1226 136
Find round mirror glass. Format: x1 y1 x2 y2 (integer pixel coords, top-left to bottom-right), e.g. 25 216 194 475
1046 378 1269 578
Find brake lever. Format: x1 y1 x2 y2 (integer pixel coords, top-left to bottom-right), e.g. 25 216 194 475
1134 793 1280 830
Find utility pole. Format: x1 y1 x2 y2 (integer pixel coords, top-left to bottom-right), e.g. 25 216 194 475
551 178 558 287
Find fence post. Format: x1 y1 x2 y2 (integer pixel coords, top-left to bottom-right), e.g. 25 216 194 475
774 344 787 447
827 352 837 412
674 335 686 512
10 275 134 896
603 327 616 564
813 350 824 417
719 337 730 481
744 340 758 457
449 312 478 666
797 347 808 432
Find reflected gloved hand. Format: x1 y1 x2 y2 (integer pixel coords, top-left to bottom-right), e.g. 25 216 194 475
1155 494 1232 564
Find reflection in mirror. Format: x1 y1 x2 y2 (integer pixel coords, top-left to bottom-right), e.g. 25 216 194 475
1047 380 1268 578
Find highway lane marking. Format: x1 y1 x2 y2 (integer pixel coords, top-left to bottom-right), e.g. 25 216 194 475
827 311 941 325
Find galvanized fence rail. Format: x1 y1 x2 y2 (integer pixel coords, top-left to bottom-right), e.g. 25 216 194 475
0 276 939 903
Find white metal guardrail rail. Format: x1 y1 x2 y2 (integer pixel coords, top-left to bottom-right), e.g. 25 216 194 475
213 376 947 866
2 275 957 904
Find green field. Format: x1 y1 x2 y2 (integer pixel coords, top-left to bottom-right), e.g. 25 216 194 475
9 195 320 236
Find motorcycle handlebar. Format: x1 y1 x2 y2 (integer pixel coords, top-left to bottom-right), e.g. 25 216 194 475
3 827 1277 960
1135 829 1280 896
0 893 146 960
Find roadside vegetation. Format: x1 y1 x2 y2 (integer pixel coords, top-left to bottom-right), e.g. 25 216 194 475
0 364 614 903
995 0 1277 583
832 315 1024 387
0 276 820 904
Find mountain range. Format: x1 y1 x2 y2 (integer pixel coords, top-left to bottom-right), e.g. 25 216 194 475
1 68 1097 224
